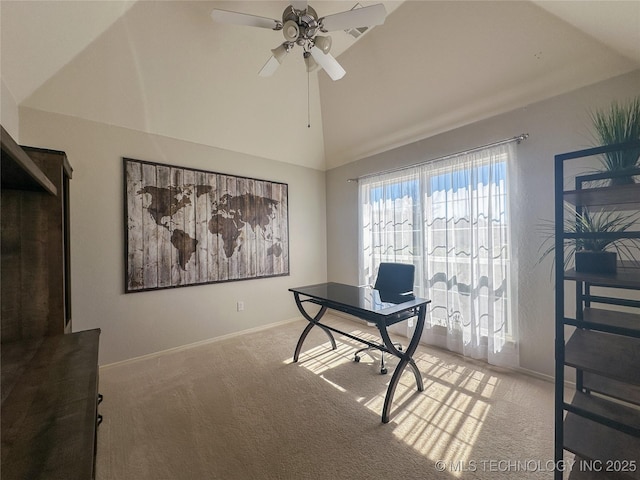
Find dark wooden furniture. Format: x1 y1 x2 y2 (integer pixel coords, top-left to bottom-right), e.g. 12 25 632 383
1 329 101 480
1 126 101 479
289 281 429 423
553 142 640 479
2 126 73 342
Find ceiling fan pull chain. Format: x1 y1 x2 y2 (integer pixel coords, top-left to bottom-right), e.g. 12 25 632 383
307 70 311 128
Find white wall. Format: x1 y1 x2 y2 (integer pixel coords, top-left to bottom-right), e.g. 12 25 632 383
325 69 640 377
319 1 638 169
19 108 327 365
1 77 19 139
18 1 327 171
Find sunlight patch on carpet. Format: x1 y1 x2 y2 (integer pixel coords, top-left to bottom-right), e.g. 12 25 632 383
382 351 499 477
286 326 500 477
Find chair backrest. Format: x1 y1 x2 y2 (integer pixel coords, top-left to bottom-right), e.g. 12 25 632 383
374 263 415 294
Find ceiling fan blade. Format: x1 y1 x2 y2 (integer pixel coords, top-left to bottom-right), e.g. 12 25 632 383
290 1 308 12
259 56 281 77
320 4 387 32
211 9 280 30
310 46 346 81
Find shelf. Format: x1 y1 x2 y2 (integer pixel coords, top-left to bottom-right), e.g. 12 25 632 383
583 373 640 406
567 391 640 437
555 142 640 480
565 329 640 386
564 308 640 338
583 308 640 336
568 465 629 480
564 413 640 480
0 125 56 195
564 183 640 210
555 141 640 163
565 267 640 289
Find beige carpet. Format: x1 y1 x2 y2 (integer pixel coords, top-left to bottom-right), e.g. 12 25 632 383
96 314 557 479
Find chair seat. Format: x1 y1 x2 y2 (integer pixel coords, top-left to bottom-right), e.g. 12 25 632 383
354 262 416 374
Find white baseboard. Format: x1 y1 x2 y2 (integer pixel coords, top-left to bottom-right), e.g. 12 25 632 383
100 316 303 370
101 313 570 390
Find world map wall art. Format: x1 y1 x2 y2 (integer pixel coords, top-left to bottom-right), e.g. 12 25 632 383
124 158 289 293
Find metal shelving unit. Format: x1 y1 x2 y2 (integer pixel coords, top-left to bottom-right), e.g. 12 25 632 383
554 141 640 480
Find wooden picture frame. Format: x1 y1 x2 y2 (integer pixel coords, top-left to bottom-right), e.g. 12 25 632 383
124 158 289 293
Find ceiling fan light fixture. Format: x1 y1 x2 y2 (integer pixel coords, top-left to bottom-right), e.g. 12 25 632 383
211 3 388 82
313 35 332 54
271 43 291 63
283 19 300 42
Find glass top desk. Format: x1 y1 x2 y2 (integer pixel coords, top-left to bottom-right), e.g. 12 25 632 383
289 282 430 423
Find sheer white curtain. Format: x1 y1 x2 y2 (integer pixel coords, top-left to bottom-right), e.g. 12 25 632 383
359 167 422 287
359 143 518 368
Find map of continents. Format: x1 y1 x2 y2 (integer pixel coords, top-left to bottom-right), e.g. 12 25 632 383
125 159 289 292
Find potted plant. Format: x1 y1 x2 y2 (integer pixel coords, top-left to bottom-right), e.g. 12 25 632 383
538 203 640 275
589 96 640 185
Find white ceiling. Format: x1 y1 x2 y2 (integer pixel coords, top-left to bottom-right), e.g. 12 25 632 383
1 1 639 171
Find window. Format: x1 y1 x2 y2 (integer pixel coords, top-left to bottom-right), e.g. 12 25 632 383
360 171 421 286
359 143 518 367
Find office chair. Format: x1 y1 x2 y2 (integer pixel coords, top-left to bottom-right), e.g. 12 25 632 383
354 262 416 374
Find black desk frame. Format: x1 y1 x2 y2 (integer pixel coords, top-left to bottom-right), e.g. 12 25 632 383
290 284 429 423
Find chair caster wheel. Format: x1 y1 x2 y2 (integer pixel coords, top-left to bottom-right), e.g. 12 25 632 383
354 356 360 363
381 368 387 374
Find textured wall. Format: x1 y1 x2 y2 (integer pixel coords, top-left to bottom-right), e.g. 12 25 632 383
1 77 19 140
19 108 327 365
326 70 640 377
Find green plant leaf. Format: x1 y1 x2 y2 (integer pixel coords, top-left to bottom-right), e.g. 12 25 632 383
589 96 640 180
536 203 640 274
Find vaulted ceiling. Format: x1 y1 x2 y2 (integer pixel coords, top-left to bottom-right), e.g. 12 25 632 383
2 1 639 171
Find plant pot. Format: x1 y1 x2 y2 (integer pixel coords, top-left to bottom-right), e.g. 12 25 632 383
608 172 638 186
575 251 617 274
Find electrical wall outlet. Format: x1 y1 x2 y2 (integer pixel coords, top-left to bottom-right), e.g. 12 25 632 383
237 301 244 312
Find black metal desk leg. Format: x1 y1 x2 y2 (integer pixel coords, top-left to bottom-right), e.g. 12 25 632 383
379 305 426 423
292 293 335 362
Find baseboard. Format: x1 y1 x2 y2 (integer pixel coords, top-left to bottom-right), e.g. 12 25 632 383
514 366 554 384
100 316 304 370
102 313 568 391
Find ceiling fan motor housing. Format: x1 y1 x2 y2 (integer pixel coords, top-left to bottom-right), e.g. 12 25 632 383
211 2 386 81
282 5 319 44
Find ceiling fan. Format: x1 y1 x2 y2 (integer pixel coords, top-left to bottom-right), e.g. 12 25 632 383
211 1 387 81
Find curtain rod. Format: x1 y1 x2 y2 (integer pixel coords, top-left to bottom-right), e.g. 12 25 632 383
347 133 529 182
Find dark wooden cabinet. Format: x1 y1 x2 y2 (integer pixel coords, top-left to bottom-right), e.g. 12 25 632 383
1 329 101 480
1 127 73 341
1 125 100 479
